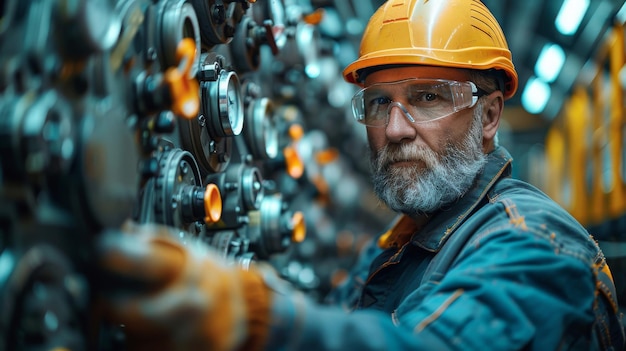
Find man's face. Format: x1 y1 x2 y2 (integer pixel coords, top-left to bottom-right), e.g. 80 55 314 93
364 66 488 215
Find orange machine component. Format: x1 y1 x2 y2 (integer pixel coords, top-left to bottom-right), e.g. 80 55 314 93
165 38 200 119
290 211 306 243
204 183 222 224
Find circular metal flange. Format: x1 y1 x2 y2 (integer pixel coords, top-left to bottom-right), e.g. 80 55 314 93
206 69 244 138
241 165 264 211
179 112 232 175
159 0 201 76
244 96 278 160
154 148 203 231
190 0 247 47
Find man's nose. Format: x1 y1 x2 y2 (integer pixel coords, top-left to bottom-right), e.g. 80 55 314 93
386 102 416 124
385 102 417 142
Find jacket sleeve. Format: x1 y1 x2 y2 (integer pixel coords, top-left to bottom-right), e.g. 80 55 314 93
262 224 598 351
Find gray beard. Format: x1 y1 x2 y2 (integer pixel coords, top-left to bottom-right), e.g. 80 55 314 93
370 107 487 215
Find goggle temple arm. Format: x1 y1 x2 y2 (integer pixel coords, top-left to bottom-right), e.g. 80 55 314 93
473 83 490 103
461 82 490 110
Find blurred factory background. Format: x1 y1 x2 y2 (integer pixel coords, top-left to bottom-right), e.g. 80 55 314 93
2 0 626 349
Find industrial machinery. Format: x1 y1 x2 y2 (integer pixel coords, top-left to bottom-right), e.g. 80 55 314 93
0 0 394 349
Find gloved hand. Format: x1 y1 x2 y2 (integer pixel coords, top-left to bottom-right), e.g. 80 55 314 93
96 221 272 351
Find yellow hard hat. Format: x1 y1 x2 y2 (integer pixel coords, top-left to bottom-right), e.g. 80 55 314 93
343 0 519 100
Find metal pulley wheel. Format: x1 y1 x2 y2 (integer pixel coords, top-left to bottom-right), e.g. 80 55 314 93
209 230 250 259
157 0 201 75
0 91 75 182
154 148 204 230
205 162 264 229
230 16 279 73
190 0 250 47
57 0 122 58
247 193 306 258
179 113 233 175
0 246 87 351
243 95 279 160
241 165 264 211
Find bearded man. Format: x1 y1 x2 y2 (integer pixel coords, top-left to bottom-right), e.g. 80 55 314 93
97 0 625 350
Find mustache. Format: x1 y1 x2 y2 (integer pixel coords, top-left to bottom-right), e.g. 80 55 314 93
374 144 436 168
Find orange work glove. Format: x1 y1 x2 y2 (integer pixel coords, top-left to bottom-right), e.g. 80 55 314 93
97 221 272 351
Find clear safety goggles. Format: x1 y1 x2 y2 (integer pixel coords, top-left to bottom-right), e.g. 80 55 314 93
351 78 486 127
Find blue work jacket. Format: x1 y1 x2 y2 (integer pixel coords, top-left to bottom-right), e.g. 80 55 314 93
265 146 624 351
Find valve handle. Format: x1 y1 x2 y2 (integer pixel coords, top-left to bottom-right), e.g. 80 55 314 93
165 38 200 119
283 124 305 179
288 123 304 141
262 20 279 56
283 145 304 179
315 148 339 165
290 211 306 243
204 183 222 224
303 8 325 25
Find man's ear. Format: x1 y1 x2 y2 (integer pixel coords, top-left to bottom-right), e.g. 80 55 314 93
482 91 504 144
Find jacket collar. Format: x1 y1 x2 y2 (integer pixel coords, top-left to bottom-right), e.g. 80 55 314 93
412 146 512 251
377 146 512 252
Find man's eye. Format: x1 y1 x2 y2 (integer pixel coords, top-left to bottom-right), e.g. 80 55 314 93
369 96 392 106
417 92 438 102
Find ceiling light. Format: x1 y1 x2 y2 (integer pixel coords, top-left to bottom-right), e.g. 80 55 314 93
555 0 590 35
522 77 551 114
617 1 626 24
535 43 566 83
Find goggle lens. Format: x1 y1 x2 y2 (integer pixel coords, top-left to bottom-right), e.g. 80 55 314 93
351 78 483 127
